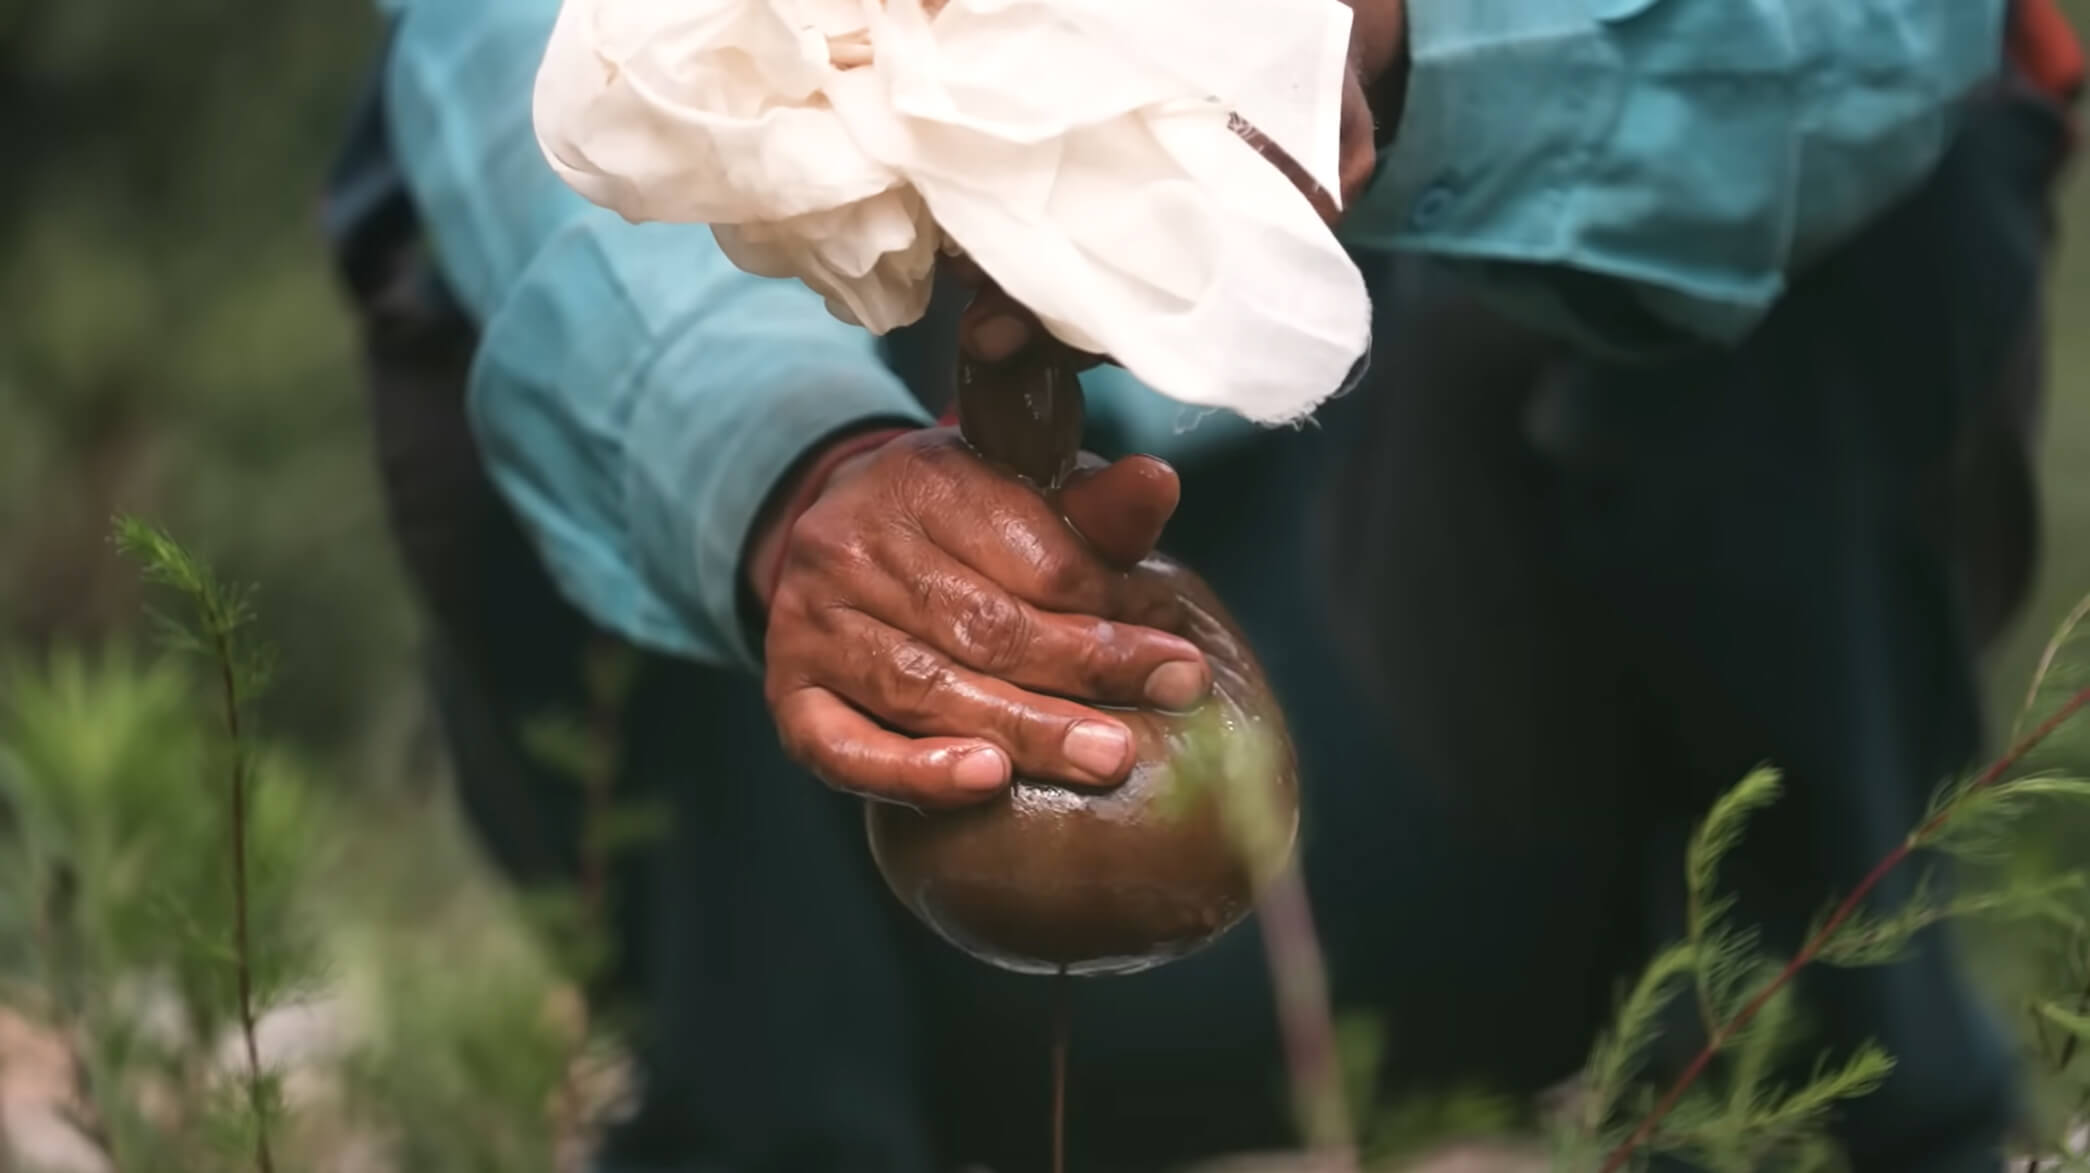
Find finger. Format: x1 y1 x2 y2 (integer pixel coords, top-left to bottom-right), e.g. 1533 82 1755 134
923 498 1188 633
773 684 1012 807
1229 112 1342 227
1338 76 1379 212
941 251 988 288
959 284 1037 363
786 432 1170 630
958 281 1105 370
849 541 1210 709
895 441 1144 611
822 611 1142 787
1058 455 1181 569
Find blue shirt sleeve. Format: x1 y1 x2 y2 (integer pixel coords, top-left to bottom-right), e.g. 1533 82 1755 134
1341 0 2009 352
377 0 2009 666
379 0 932 669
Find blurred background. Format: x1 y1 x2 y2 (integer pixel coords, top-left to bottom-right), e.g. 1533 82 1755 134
1 1 416 776
1 1 2087 1169
0 8 578 1166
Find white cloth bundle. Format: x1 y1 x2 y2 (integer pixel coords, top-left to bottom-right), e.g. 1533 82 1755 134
533 0 1371 425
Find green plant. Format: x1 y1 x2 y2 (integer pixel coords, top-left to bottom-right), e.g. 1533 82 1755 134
1564 768 1899 1171
1169 703 1354 1161
0 520 645 1173
1324 593 2090 1172
0 522 328 1171
116 515 294 1172
1573 593 2090 1171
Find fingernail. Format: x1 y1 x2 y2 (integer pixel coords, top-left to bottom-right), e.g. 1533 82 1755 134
969 314 1030 361
1143 661 1208 710
952 747 1010 790
1062 721 1133 779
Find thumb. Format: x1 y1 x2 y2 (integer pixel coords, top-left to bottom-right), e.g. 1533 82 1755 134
955 271 1108 371
1058 455 1181 569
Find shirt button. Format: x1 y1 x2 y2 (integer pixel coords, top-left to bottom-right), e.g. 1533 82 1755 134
1409 180 1456 230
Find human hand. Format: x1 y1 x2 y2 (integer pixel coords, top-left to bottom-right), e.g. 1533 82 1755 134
750 428 1213 807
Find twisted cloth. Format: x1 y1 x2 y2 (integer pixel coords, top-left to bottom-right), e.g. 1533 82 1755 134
531 0 1372 425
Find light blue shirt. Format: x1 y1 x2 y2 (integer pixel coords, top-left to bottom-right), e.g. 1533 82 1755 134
376 0 2005 668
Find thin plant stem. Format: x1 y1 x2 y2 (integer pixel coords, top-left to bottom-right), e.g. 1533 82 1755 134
2052 976 2090 1081
210 629 273 1173
110 521 284 1172
1684 885 1721 1045
2021 593 2090 740
1257 860 1356 1169
1600 684 2090 1173
2020 595 2090 1173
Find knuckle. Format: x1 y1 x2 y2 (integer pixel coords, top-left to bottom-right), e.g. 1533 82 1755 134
766 584 819 633
1116 576 1183 630
904 564 943 617
876 639 956 724
887 448 955 517
793 531 884 598
783 730 855 795
773 711 822 773
951 591 1031 674
1070 620 1135 692
810 597 856 635
996 699 1068 756
791 516 861 567
1032 554 1096 604
899 435 964 485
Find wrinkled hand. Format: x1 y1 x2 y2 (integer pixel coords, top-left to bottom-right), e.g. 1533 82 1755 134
750 0 1408 804
754 429 1213 808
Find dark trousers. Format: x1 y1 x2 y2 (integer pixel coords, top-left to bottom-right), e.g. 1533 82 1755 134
347 82 2071 1173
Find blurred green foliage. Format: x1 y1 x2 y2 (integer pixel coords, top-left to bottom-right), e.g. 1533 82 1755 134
0 644 329 1168
1995 0 2090 715
0 525 618 1171
0 0 407 767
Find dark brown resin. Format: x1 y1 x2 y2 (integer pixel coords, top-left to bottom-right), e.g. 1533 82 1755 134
864 329 1300 977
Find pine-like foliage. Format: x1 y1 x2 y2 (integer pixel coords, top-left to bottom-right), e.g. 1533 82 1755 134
1554 592 2090 1172
0 520 651 1172
1343 593 2090 1172
0 519 326 1171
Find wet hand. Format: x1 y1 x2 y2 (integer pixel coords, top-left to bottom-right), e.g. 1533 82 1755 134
755 429 1212 808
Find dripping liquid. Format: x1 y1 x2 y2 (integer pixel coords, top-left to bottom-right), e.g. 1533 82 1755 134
952 301 1083 1173
1051 964 1070 1173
